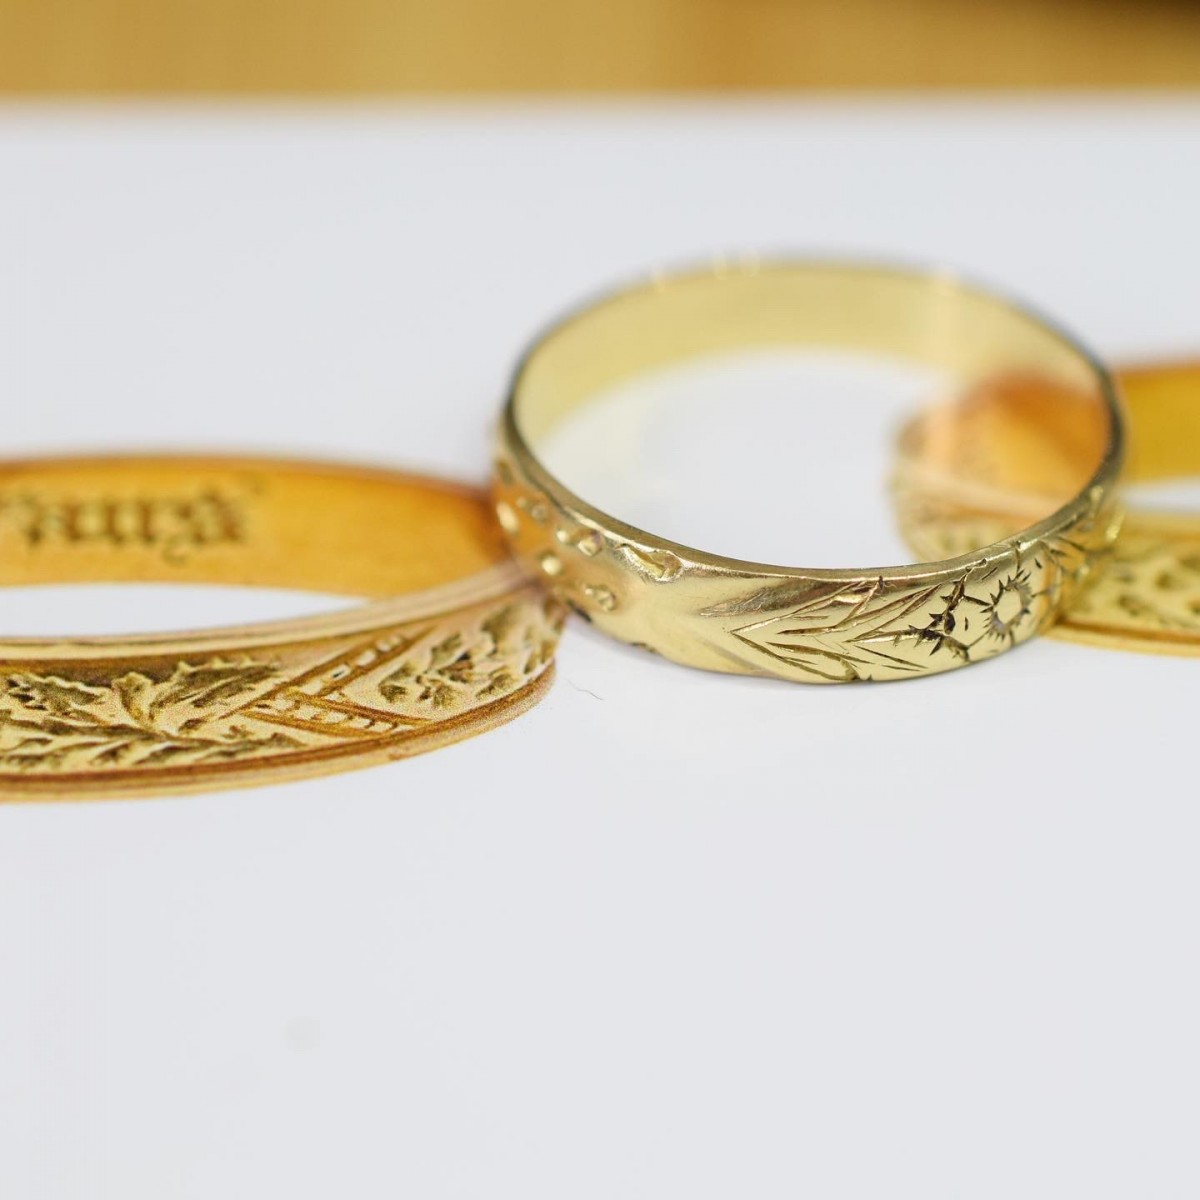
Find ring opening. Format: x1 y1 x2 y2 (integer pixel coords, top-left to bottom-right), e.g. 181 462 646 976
512 263 1117 568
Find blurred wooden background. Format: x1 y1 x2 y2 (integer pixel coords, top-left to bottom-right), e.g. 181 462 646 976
3 0 1200 92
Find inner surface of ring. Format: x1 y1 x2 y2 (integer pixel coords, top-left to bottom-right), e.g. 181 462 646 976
514 265 1117 563
0 456 509 596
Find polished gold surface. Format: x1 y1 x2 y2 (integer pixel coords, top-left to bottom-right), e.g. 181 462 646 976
898 362 1200 656
495 262 1124 683
4 0 1200 93
0 455 562 798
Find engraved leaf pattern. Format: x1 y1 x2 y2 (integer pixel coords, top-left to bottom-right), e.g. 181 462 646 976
701 541 1083 682
0 660 296 772
377 602 558 711
0 596 562 780
714 576 967 682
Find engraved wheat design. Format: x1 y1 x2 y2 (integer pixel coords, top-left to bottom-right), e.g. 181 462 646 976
0 599 561 775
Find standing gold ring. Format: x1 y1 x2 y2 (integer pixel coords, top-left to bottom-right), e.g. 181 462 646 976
494 261 1124 683
0 455 562 798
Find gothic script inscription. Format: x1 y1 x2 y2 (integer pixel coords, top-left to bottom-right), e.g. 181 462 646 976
0 488 247 563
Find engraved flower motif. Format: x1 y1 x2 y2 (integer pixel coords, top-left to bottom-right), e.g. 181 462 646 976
977 570 1034 643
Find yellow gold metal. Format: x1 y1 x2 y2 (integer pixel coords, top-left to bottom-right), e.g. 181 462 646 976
0 455 563 798
495 261 1124 683
898 362 1200 656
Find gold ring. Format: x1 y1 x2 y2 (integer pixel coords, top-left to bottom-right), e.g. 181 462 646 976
495 261 1123 683
0 455 562 798
1061 362 1200 652
898 361 1200 655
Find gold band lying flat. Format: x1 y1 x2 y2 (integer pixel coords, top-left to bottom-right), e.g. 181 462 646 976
495 262 1123 683
1062 362 1200 652
0 456 562 798
898 361 1200 655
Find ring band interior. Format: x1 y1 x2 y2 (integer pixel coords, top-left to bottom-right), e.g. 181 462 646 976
1119 363 1200 483
514 265 1108 466
0 456 509 596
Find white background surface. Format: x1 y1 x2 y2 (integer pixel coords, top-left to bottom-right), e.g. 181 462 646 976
1 100 1199 1199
